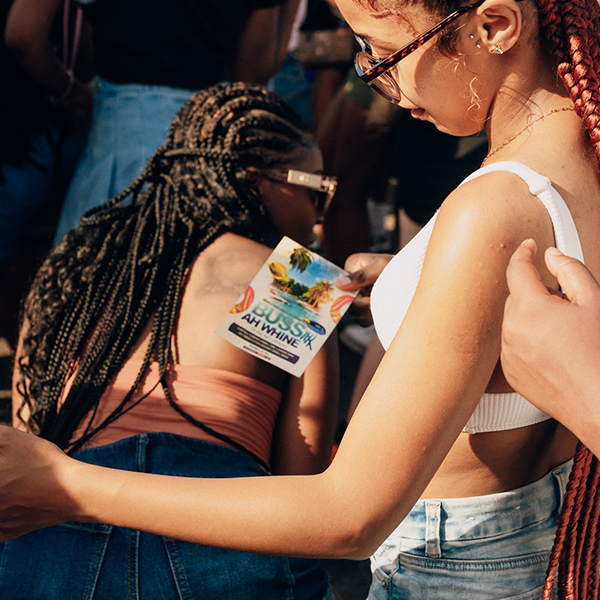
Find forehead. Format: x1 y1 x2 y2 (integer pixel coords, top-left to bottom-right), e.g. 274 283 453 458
335 0 422 42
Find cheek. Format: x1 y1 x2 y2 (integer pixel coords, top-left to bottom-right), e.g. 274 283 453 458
411 49 487 134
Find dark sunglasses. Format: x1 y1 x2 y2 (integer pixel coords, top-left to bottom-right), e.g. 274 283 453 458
354 0 485 104
263 169 338 215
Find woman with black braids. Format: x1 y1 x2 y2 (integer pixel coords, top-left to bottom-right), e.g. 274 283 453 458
1 0 600 598
0 81 339 599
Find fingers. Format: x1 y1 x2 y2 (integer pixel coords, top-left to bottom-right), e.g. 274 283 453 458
336 253 393 291
346 295 374 327
544 247 600 306
505 239 549 299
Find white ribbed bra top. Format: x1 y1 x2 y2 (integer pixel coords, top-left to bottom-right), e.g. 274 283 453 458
371 161 585 433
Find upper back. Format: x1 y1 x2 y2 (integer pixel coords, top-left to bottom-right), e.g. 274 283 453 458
129 232 289 392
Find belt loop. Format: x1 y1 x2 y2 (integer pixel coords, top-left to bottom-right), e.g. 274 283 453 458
425 501 442 558
552 460 573 513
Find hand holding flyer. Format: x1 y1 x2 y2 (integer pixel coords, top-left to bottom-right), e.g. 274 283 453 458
216 237 357 376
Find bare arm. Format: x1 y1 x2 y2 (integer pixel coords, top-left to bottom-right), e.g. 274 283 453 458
0 174 558 556
270 335 339 475
502 240 600 457
231 0 301 84
5 0 93 127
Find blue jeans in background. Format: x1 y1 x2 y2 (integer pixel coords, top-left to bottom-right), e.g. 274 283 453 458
54 77 195 242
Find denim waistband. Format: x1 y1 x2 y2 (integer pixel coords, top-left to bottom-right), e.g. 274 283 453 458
392 459 572 544
72 432 269 477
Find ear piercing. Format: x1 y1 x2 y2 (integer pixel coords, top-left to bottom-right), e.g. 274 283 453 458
490 44 504 54
469 34 481 48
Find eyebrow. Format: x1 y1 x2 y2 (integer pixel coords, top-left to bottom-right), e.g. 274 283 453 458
353 31 390 46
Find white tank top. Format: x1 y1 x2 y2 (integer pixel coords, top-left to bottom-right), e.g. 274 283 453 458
371 161 584 433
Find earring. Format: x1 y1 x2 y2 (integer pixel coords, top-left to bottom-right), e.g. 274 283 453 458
469 33 481 48
490 44 503 55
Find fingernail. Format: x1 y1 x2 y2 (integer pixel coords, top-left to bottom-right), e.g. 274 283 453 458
337 276 351 288
546 247 563 257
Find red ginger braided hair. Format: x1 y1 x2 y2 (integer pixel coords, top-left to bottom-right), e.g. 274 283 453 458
535 0 600 597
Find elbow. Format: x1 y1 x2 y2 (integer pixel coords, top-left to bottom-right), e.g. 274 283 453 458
318 516 390 560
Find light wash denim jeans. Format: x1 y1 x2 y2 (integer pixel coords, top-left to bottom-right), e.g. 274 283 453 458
54 77 196 242
367 460 572 600
0 433 332 600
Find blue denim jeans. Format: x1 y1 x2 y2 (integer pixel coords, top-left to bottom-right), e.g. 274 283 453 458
367 460 572 600
0 433 332 600
0 114 87 260
267 52 313 126
54 77 196 242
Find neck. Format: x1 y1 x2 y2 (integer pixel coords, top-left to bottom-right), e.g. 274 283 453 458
483 68 573 164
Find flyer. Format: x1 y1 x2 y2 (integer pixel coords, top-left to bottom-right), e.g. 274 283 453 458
216 236 357 377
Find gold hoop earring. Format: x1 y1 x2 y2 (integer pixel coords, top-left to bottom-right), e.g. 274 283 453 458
489 44 503 55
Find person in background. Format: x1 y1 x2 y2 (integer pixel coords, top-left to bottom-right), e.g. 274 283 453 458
5 0 302 241
0 0 89 347
0 82 338 600
1 0 600 599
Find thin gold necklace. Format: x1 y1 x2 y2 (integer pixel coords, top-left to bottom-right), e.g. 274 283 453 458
483 106 575 164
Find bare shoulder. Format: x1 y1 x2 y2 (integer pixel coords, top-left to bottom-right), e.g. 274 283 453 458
417 169 558 298
433 169 555 261
439 169 553 239
190 233 273 294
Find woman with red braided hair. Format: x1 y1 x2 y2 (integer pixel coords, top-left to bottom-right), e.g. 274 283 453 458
1 0 599 598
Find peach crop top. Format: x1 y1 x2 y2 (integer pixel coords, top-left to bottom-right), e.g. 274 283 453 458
69 361 282 467
371 161 585 433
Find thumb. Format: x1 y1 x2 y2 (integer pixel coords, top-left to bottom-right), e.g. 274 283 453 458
336 268 369 291
545 247 600 306
336 253 393 291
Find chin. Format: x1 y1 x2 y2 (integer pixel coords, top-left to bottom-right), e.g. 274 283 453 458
411 109 484 138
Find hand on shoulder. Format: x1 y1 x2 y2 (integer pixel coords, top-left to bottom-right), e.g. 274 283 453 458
502 240 600 456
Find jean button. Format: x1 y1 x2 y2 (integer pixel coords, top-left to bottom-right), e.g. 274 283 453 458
382 581 388 590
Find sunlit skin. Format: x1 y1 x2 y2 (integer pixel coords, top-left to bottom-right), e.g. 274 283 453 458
1 0 600 570
346 3 492 135
331 0 591 501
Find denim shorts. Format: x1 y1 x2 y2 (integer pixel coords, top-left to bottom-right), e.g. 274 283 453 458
54 77 196 241
0 433 332 600
367 460 572 600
